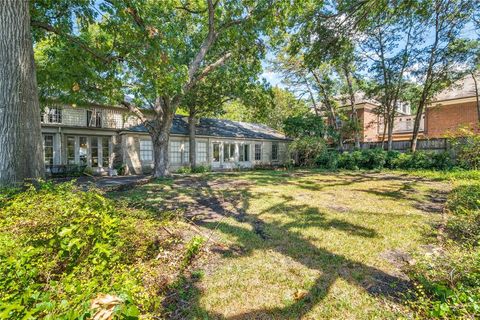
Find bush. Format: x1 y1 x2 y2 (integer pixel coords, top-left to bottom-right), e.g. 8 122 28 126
315 150 339 170
176 165 211 174
359 149 387 170
450 128 480 170
445 183 480 246
0 182 190 319
289 136 327 167
408 182 480 318
338 151 362 170
385 150 401 169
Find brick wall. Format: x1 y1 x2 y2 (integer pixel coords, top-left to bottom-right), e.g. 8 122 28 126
426 101 479 138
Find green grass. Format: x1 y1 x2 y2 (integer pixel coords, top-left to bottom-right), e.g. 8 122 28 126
113 169 454 319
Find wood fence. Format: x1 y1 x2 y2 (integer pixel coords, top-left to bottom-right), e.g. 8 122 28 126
343 138 451 153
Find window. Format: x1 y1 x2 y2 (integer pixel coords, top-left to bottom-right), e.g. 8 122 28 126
271 142 279 161
170 141 182 163
183 142 190 164
140 140 153 161
239 144 250 162
79 137 88 165
87 110 102 128
223 143 235 162
102 137 110 167
213 143 220 162
197 142 207 163
91 137 99 167
67 136 75 164
254 144 262 161
43 107 62 123
44 135 54 165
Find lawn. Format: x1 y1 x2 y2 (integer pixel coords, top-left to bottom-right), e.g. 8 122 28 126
112 169 451 319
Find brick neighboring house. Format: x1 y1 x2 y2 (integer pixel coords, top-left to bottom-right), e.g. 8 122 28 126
336 93 418 142
343 76 479 142
425 76 479 138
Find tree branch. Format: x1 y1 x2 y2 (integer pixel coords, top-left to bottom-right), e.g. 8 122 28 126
31 20 121 63
120 100 147 123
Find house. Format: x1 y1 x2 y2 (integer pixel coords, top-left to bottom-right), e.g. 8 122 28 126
41 104 290 175
343 76 479 142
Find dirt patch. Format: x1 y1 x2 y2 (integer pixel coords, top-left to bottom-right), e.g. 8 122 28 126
327 205 350 213
381 249 415 268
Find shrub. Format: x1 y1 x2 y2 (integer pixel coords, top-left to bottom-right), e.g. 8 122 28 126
177 165 211 174
445 183 480 246
338 151 362 170
289 136 327 167
431 152 454 171
449 127 480 170
408 182 480 318
0 182 190 319
385 150 401 169
315 150 339 170
359 149 387 170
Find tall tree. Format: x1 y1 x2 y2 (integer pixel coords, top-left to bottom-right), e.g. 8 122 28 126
33 0 280 177
0 1 44 186
410 0 478 152
360 12 418 150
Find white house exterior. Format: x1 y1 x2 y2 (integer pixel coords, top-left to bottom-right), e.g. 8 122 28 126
40 104 290 175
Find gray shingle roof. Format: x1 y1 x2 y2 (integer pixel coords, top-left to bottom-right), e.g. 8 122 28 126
434 75 478 101
124 115 290 141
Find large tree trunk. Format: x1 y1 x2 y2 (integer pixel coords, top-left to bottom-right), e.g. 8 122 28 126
149 113 174 178
0 1 44 186
188 114 196 169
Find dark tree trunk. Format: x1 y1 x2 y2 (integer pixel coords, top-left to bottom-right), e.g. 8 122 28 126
188 114 196 169
0 1 44 186
148 113 174 178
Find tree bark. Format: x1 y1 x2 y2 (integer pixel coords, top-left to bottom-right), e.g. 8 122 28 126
343 66 361 149
188 113 196 169
0 1 44 186
411 100 426 153
148 112 174 178
387 114 394 151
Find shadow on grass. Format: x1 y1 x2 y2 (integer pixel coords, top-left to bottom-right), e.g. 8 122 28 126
157 174 411 319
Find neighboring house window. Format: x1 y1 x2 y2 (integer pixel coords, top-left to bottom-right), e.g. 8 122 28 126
271 142 279 161
140 140 153 161
44 135 54 165
213 143 220 162
67 136 75 164
87 110 102 128
43 107 62 123
79 137 88 165
239 144 250 162
102 137 110 167
223 143 235 162
183 142 190 164
170 141 182 163
254 144 262 161
197 142 207 163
